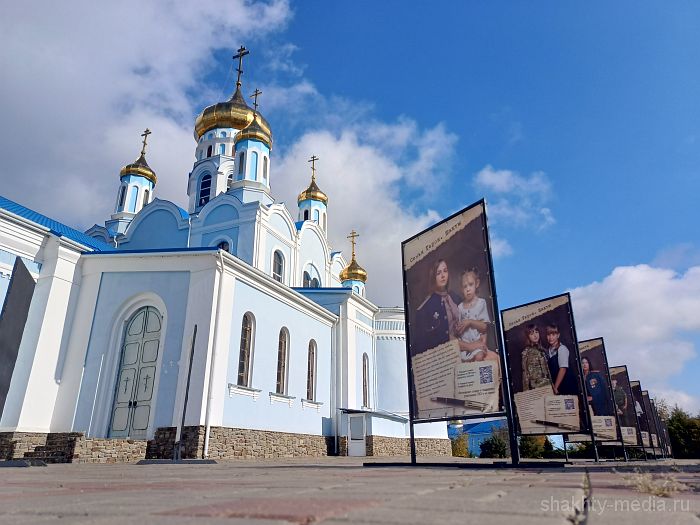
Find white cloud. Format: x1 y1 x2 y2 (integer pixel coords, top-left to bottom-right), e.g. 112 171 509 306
474 165 554 230
273 125 449 305
0 0 291 227
570 264 700 414
489 236 514 258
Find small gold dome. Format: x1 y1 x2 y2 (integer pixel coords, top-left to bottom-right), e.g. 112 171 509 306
298 176 328 205
194 86 271 140
340 258 367 283
120 152 156 185
235 113 273 150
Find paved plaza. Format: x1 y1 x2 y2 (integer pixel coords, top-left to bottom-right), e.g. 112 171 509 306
0 457 698 524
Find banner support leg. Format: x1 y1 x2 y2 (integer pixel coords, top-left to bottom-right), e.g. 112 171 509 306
409 419 417 465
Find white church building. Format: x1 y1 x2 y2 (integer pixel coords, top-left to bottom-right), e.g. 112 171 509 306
0 51 449 462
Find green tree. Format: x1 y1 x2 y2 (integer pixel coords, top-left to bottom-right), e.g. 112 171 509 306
451 434 470 457
543 436 553 453
667 406 700 458
519 435 545 458
480 432 508 458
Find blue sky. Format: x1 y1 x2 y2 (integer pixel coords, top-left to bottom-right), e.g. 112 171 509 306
1 1 698 412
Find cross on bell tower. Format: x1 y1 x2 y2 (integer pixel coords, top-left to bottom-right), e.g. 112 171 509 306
347 230 359 260
250 88 262 112
233 45 250 88
140 128 151 156
308 155 319 181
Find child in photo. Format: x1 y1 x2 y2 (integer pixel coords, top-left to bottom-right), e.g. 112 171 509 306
456 268 499 363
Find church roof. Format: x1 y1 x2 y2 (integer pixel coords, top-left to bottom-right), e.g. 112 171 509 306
0 195 114 251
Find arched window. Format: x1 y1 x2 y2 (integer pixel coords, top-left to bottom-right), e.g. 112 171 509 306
276 328 289 394
306 340 317 401
221 131 227 138
303 209 309 221
303 264 322 288
237 313 254 386
217 240 230 253
219 144 226 155
272 251 284 283
118 185 126 209
238 152 245 177
142 189 150 208
313 209 320 223
207 145 213 157
207 132 213 140
198 174 212 207
250 151 259 181
227 172 233 188
362 353 370 407
263 156 268 183
128 186 138 212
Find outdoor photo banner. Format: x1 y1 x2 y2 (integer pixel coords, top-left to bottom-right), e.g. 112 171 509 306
608 366 641 446
642 390 656 449
630 381 650 448
567 338 618 442
501 293 590 435
651 400 663 451
402 200 504 421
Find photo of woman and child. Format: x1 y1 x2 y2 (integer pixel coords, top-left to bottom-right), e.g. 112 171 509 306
413 259 499 364
402 201 503 420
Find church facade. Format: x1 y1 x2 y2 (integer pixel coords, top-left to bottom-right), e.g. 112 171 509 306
0 52 449 462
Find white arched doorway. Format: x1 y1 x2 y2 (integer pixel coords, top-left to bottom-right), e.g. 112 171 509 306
109 306 162 439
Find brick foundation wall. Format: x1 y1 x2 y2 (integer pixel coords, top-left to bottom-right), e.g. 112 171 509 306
0 432 147 463
0 432 47 460
148 426 334 459
73 438 148 463
365 435 452 457
0 428 450 462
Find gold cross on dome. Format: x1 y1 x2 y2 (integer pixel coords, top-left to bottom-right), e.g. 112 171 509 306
347 230 359 259
308 155 319 180
250 89 262 112
233 45 250 88
140 128 151 155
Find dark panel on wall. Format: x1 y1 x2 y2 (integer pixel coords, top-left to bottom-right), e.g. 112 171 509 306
0 258 36 419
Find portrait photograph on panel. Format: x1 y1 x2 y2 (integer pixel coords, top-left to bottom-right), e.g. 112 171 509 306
646 394 659 449
567 338 617 442
501 294 589 435
609 366 641 446
630 381 651 447
402 200 503 421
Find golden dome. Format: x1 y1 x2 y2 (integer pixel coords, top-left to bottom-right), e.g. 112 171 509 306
340 230 367 283
194 86 271 140
340 258 368 283
298 175 328 205
235 113 273 150
120 152 156 185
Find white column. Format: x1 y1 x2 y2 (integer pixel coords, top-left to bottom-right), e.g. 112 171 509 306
0 237 82 432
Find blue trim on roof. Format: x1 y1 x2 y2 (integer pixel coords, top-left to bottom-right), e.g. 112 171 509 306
82 246 219 256
331 251 342 257
292 287 352 293
0 195 114 251
295 221 304 231
176 206 189 220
